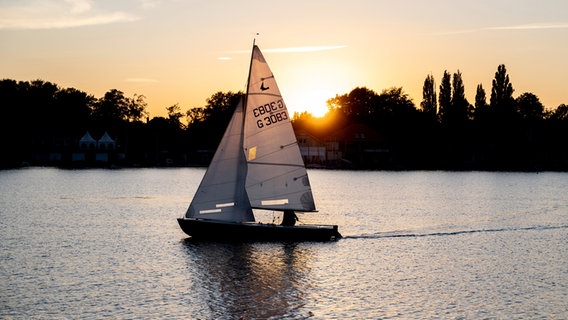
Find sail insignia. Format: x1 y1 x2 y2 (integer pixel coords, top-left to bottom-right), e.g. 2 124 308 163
200 209 222 214
261 199 289 206
248 146 257 161
216 202 235 208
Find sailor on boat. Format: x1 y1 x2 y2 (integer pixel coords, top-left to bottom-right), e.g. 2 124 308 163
281 210 298 226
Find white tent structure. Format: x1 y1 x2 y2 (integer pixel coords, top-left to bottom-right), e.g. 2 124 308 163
97 131 116 150
74 131 119 163
79 131 96 150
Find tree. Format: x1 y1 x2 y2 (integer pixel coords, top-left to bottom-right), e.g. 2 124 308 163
127 94 148 122
186 107 206 125
490 64 515 116
206 91 242 109
166 103 185 129
420 74 437 119
186 91 243 150
376 87 415 116
0 79 28 128
0 79 29 167
92 90 147 124
515 92 544 121
54 87 95 134
549 104 568 121
93 89 130 125
450 70 470 124
438 71 452 124
474 84 488 120
327 87 378 120
27 80 59 131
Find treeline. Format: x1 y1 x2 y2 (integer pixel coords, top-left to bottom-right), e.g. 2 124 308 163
0 79 242 168
294 64 568 170
1 63 567 170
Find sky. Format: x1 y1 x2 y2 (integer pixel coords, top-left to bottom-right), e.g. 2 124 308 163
1 0 567 118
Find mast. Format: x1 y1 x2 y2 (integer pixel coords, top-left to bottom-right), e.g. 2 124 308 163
240 38 256 166
243 38 256 115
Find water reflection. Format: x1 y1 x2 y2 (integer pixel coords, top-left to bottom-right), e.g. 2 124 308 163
181 240 313 319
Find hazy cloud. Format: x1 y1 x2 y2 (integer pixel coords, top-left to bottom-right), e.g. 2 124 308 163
228 45 347 54
434 22 568 35
65 0 91 14
0 0 140 30
485 22 568 31
263 45 348 53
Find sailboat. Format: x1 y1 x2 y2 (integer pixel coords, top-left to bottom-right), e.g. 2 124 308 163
177 43 341 241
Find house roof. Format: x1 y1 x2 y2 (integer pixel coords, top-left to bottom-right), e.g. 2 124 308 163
295 128 323 142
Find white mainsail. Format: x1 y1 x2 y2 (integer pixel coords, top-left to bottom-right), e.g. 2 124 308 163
185 99 255 222
243 45 316 212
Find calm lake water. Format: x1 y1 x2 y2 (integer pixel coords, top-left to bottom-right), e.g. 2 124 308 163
1 168 567 319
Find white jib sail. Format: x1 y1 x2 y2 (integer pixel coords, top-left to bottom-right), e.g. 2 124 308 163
185 99 255 222
243 45 316 212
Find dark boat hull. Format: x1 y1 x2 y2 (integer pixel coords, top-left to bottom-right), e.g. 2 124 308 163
177 218 341 242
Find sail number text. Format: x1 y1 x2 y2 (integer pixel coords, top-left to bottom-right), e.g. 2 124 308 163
253 100 288 128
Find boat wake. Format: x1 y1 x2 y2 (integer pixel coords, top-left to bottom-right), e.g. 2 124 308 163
343 224 568 240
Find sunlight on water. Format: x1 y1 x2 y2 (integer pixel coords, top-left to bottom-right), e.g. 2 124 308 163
1 168 567 319
181 241 315 319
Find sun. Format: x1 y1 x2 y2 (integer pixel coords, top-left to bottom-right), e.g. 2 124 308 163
301 88 331 117
276 54 352 118
286 88 331 118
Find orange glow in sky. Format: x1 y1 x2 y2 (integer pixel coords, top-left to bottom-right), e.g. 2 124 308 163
1 1 567 118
